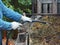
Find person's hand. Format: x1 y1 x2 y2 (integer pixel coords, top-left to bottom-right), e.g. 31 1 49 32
11 22 22 30
21 16 32 22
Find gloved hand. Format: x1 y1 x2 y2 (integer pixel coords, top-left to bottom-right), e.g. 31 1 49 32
21 16 32 22
11 22 22 30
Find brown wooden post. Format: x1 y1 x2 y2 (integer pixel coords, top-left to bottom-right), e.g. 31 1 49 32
37 0 42 14
32 0 37 14
53 0 57 14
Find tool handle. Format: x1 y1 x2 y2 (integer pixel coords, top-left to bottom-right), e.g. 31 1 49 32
23 20 47 24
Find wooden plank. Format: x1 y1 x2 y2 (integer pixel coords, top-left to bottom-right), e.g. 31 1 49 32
42 0 52 3
45 4 48 13
37 0 42 14
52 0 57 14
26 13 60 16
42 4 47 13
42 1 52 3
49 3 52 13
26 13 60 15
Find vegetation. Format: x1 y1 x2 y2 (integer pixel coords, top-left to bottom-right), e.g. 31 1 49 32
2 0 32 21
30 16 60 45
3 0 32 14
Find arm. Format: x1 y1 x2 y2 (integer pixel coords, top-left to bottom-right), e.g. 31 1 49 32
0 19 12 30
1 1 22 22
